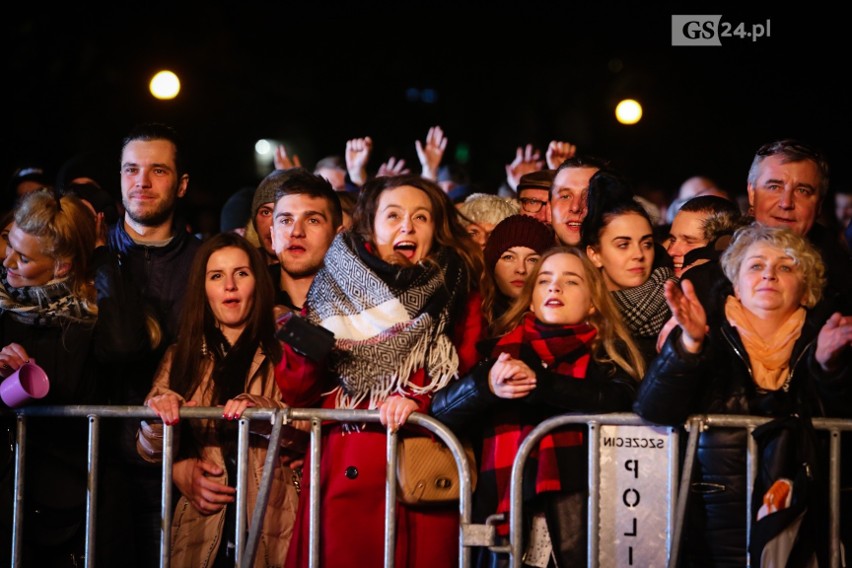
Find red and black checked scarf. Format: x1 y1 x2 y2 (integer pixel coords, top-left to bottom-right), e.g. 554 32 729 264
481 312 596 534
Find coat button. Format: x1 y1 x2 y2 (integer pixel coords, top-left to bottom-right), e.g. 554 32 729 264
345 466 358 479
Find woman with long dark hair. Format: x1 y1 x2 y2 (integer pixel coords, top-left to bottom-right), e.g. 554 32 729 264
138 232 300 567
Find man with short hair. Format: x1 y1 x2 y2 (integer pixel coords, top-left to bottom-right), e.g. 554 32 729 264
549 155 610 246
96 122 202 567
269 168 343 311
665 195 741 277
746 139 852 313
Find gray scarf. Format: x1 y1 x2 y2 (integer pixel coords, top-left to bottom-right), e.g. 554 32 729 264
306 233 466 409
0 267 96 327
611 266 677 338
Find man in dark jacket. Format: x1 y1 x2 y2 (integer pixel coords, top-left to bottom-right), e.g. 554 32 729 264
95 122 201 567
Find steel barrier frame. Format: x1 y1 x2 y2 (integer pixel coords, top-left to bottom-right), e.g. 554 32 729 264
507 413 850 568
3 406 478 568
4 407 850 567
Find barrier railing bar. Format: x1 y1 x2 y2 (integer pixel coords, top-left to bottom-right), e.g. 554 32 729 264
384 428 398 568
587 421 600 568
830 428 841 567
11 415 26 568
669 416 701 568
665 426 679 566
234 418 250 567
746 425 758 568
308 415 322 568
160 422 174 568
85 415 100 568
242 408 286 567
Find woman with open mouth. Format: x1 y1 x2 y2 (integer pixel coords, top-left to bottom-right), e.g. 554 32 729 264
276 174 485 568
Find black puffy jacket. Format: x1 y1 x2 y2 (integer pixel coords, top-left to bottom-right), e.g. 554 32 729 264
634 310 851 567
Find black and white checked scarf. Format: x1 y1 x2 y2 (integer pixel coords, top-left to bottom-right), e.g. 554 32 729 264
611 266 677 338
306 232 467 409
0 266 96 327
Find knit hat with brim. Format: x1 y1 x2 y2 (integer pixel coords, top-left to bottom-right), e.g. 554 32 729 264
251 167 307 229
484 214 555 270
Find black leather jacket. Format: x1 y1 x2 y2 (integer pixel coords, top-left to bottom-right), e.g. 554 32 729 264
432 341 639 492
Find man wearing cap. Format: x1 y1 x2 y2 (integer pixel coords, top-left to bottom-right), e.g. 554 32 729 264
517 169 555 223
251 173 280 266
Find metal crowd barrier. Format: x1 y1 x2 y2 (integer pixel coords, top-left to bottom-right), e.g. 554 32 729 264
2 406 476 568
4 407 850 567
508 413 850 568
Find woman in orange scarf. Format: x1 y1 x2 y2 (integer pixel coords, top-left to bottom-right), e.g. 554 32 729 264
634 224 852 567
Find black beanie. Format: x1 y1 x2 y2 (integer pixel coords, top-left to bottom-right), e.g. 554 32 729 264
484 214 555 270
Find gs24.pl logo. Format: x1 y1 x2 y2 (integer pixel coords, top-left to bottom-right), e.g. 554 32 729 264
672 15 771 46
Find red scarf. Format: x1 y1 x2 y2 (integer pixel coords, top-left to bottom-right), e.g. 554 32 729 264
483 312 597 530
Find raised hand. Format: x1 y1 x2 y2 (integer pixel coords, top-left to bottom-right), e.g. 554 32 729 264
663 279 707 353
415 125 448 181
345 136 373 186
488 352 537 399
815 312 852 373
505 144 544 191
546 140 577 169
274 145 302 171
377 156 411 177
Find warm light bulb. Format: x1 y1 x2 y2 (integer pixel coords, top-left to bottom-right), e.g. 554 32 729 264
150 70 181 100
615 99 642 125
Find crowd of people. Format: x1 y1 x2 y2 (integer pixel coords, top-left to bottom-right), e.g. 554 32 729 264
2 123 852 567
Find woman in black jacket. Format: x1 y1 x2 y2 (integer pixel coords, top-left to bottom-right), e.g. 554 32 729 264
634 224 852 567
431 247 645 567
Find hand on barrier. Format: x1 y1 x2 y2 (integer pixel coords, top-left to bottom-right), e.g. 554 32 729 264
379 395 418 433
147 394 196 426
222 396 256 420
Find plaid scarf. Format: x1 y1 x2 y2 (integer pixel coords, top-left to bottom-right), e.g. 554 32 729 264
0 266 96 327
306 232 467 409
611 265 677 338
482 312 596 533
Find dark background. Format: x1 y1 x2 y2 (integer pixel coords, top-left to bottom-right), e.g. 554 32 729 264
4 7 849 231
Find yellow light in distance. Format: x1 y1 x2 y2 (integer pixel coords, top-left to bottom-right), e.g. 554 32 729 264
615 99 642 125
150 70 181 100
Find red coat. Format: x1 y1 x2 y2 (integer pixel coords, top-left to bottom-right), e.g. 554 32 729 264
277 293 483 568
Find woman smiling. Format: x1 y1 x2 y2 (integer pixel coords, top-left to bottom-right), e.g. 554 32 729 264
634 224 852 566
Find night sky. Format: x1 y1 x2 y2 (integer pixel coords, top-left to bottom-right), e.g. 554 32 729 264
5 7 849 231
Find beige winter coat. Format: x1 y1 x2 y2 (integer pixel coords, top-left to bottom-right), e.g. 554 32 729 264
137 346 300 568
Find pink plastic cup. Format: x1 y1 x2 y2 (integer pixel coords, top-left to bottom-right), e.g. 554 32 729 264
0 360 50 408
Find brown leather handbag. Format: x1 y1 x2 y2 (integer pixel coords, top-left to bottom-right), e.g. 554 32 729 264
396 435 477 505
